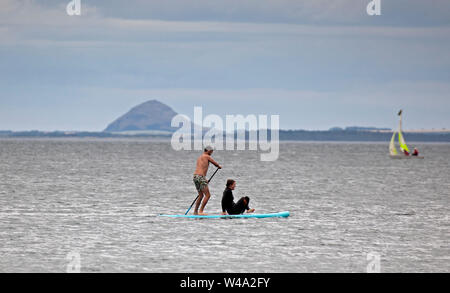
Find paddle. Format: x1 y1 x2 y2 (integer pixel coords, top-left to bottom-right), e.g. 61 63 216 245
185 167 220 215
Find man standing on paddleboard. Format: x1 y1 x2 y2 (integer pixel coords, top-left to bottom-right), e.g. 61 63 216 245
193 146 221 215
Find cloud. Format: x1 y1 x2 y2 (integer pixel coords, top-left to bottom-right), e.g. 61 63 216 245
0 0 449 130
1 0 449 49
23 0 450 26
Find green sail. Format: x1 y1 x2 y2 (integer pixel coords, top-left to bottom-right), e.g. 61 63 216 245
398 131 409 152
390 132 398 155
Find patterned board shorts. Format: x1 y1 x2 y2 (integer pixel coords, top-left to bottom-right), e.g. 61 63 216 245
193 174 208 192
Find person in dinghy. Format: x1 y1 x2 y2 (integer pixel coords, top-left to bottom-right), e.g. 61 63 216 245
221 179 255 215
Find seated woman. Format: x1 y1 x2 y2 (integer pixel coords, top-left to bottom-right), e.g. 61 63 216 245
412 147 419 156
403 149 410 156
221 179 255 215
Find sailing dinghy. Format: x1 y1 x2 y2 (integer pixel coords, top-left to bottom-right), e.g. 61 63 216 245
389 110 424 159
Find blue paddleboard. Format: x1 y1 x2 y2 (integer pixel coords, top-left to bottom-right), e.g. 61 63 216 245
159 211 290 219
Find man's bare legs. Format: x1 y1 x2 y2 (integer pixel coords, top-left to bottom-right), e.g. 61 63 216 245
194 186 211 215
193 191 204 215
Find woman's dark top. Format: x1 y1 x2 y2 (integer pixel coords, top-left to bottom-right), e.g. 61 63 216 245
222 188 250 215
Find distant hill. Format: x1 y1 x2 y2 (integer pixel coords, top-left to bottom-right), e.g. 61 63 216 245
1 100 449 142
104 100 178 132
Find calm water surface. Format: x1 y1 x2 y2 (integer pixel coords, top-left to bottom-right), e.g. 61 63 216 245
0 138 448 272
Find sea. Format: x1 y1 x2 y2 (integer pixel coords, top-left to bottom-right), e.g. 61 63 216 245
0 138 448 272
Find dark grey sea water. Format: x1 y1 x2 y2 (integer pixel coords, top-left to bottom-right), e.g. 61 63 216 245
0 138 448 272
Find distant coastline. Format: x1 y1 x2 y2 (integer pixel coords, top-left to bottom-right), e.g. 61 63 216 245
5 100 446 142
1 129 450 142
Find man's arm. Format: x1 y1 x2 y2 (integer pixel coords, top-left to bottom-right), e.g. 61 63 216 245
208 156 222 169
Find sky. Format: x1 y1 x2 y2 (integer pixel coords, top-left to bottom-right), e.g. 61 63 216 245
0 0 449 131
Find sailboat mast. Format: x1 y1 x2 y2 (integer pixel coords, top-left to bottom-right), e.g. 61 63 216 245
397 109 409 153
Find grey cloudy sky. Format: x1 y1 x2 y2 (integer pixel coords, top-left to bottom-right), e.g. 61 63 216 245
0 0 449 131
